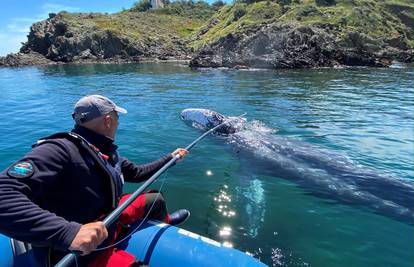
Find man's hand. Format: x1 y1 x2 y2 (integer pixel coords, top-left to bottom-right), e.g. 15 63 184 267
69 221 108 255
171 148 188 162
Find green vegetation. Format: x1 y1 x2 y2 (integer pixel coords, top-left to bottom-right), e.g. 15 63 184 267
233 7 247 21
131 0 216 20
154 0 215 20
131 0 152 12
315 0 336 6
191 0 414 49
57 0 414 51
58 0 218 50
212 0 226 10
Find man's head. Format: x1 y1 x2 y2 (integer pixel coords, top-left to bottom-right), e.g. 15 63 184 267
72 95 127 139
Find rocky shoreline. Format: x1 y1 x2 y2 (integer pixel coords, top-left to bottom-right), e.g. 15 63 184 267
190 23 412 69
1 8 413 69
0 13 193 67
0 53 192 67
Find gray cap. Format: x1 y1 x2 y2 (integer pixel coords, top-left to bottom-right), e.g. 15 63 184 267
72 95 127 124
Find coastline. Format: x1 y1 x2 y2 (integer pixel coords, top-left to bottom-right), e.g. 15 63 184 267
2 55 413 70
0 54 192 68
1 1 413 70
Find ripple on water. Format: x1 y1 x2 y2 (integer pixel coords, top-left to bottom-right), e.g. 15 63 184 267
0 63 412 267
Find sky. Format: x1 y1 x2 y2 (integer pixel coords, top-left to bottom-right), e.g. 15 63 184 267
0 0 220 56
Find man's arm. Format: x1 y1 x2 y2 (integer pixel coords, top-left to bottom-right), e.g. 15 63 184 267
121 154 173 183
0 142 81 251
121 148 188 183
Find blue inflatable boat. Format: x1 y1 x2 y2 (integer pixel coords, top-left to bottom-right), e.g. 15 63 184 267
0 220 267 266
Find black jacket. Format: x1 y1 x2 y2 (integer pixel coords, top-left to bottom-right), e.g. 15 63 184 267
0 125 172 251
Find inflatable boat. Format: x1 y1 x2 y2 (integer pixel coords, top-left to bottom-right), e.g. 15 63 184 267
0 220 267 266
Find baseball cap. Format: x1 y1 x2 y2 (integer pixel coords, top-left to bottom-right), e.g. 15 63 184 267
72 95 127 124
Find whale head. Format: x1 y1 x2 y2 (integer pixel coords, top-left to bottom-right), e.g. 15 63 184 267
181 108 238 134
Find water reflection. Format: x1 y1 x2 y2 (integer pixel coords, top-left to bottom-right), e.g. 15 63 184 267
237 178 266 238
39 62 194 76
1 62 412 267
208 175 266 252
209 182 235 248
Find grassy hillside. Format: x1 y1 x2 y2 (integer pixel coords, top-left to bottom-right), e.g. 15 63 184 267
6 0 411 66
56 0 414 50
190 0 414 49
58 1 216 49
61 12 200 40
27 0 414 58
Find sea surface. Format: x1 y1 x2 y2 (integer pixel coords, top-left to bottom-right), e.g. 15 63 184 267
0 62 412 267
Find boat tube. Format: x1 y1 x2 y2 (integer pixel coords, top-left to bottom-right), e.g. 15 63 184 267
0 220 267 267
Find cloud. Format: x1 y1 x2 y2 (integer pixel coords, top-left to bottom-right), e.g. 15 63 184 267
42 3 80 14
12 18 40 23
0 34 27 56
4 18 34 48
0 3 80 56
7 23 31 33
30 4 81 21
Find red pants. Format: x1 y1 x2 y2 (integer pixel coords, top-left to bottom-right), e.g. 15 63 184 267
87 192 170 267
119 191 170 225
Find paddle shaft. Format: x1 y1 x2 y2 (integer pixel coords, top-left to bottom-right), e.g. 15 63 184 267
54 119 233 267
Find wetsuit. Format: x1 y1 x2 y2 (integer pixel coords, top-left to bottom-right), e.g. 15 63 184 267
0 125 173 266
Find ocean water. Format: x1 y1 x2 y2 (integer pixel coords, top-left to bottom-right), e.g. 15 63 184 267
0 62 412 267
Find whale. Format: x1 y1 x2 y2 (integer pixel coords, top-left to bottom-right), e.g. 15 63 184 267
181 108 414 224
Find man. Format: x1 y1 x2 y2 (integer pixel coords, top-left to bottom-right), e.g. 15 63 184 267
0 95 189 266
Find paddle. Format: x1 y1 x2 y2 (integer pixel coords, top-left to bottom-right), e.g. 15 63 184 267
54 115 241 267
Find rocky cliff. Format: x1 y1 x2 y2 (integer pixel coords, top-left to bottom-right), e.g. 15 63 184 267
190 23 411 68
0 9 207 66
1 0 413 68
190 0 414 68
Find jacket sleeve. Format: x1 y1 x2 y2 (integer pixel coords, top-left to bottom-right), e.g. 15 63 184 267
0 142 81 251
121 154 173 183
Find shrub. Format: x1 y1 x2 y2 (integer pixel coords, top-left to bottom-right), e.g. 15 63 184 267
263 8 275 19
233 7 246 21
132 0 152 12
276 0 292 14
315 0 336 6
277 0 292 5
296 5 321 17
236 0 263 4
154 0 215 20
212 0 225 10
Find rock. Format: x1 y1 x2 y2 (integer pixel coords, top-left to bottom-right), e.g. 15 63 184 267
296 5 321 18
234 64 248 69
341 32 381 52
191 24 339 68
379 47 412 63
6 12 192 67
0 52 55 67
190 23 412 69
385 35 409 50
64 31 74 38
3 7 411 68
74 49 97 60
199 18 220 35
